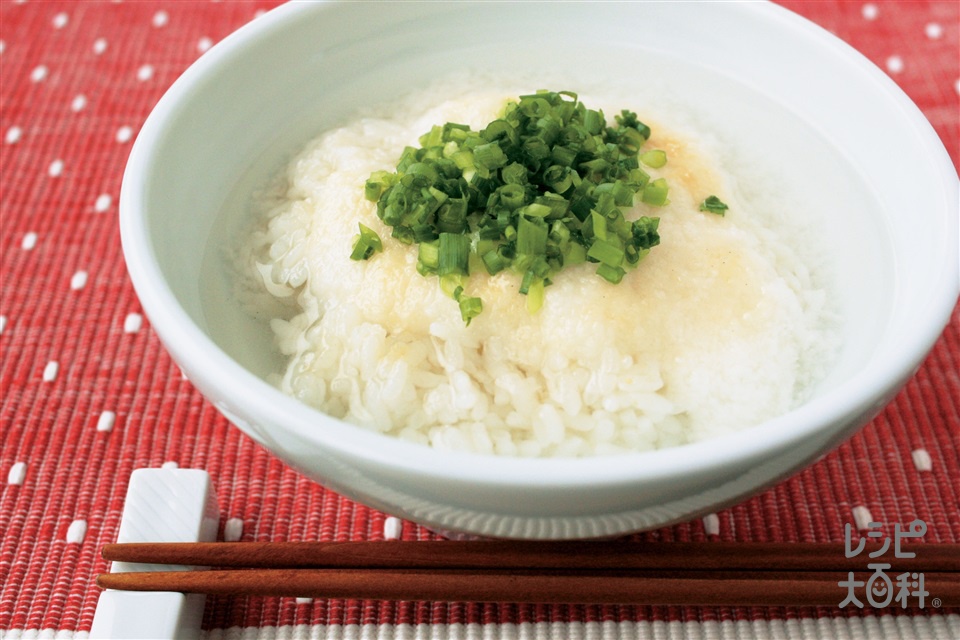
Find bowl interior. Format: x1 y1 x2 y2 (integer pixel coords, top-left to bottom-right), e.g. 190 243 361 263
125 1 957 482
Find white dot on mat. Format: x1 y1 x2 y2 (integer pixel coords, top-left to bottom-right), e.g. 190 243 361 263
383 516 403 540
295 598 313 605
94 193 112 213
48 159 64 177
22 232 38 250
30 65 48 82
152 10 169 27
93 38 107 55
0 40 5 55
925 22 943 39
886 55 904 74
66 519 88 543
702 513 720 536
43 361 60 382
97 411 116 432
70 270 88 290
197 37 213 53
862 3 878 20
161 461 179 470
123 312 143 334
116 125 133 143
5 126 22 144
224 518 244 542
912 449 933 471
52 12 68 29
71 94 87 112
955 78 960 95
136 64 154 81
852 505 874 531
0 315 7 335
7 462 27 486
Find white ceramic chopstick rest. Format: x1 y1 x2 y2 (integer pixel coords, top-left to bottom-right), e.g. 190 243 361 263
90 468 220 640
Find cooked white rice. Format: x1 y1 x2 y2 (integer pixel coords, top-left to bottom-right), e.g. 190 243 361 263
242 77 836 457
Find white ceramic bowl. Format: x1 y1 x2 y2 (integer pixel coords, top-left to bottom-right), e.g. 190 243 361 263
120 1 958 539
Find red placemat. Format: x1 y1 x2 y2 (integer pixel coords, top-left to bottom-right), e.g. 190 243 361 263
1 1 958 638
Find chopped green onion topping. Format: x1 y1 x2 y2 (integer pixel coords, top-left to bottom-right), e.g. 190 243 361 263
641 178 670 207
362 90 669 323
699 195 729 216
349 222 383 261
639 149 667 169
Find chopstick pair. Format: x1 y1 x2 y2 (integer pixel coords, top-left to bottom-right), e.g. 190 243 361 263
98 540 960 606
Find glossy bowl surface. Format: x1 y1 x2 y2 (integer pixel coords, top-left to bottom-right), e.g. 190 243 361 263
120 1 958 538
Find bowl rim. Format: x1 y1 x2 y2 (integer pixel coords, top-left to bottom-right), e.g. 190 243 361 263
120 0 960 491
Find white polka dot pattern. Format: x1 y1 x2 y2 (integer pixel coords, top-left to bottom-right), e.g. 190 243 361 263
224 517 244 542
7 462 27 486
911 449 933 471
702 513 720 536
42 361 59 382
66 519 88 544
383 516 403 540
123 312 143 333
69 271 88 290
852 505 874 531
94 193 112 212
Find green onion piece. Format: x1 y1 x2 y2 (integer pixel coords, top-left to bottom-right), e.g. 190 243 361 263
699 195 729 215
481 249 509 275
524 277 545 313
481 119 518 144
349 223 383 261
563 242 587 265
474 142 508 170
632 216 661 250
501 162 528 186
498 184 527 210
417 240 440 274
439 274 463 298
437 199 468 233
543 165 573 193
458 294 483 326
616 127 646 155
596 263 625 284
364 171 394 201
438 232 470 276
517 215 548 256
639 149 667 168
587 239 625 267
641 178 670 206
587 210 608 242
522 202 553 219
583 109 604 135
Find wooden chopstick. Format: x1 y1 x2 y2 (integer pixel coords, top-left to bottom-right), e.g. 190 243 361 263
97 568 960 606
97 541 960 605
101 540 960 572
